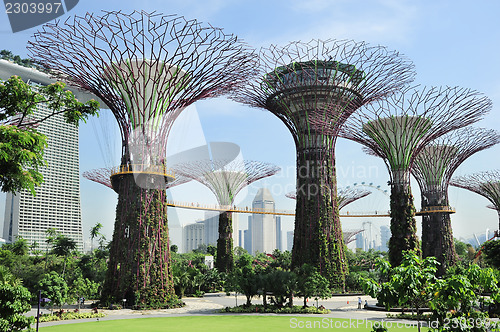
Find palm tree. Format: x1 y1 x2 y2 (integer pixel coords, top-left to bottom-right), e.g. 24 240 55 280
90 222 103 253
30 241 41 256
44 228 58 270
10 236 28 256
52 235 76 278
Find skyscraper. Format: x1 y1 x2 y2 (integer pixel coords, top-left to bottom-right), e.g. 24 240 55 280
194 211 239 251
380 226 391 252
287 231 294 252
276 216 282 251
244 215 252 254
251 188 276 254
0 60 92 252
183 221 204 253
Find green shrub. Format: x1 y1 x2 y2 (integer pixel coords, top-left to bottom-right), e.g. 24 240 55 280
38 312 105 322
219 304 329 314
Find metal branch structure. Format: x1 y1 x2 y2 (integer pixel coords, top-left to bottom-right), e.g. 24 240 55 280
412 127 500 274
329 87 492 266
28 11 256 307
451 170 500 231
174 159 280 272
343 229 364 245
82 167 190 191
286 187 371 210
232 39 415 289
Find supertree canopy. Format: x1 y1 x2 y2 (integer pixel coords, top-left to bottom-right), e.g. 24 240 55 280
174 159 279 272
412 127 500 274
232 39 415 289
331 87 491 266
451 170 500 231
28 11 256 307
286 187 370 210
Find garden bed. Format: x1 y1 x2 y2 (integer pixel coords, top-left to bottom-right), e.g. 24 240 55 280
219 304 329 314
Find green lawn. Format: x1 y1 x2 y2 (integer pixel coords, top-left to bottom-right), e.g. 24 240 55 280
39 316 429 331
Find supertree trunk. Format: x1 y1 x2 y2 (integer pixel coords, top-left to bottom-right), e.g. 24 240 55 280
102 174 175 308
388 171 419 267
216 211 234 273
420 191 457 275
292 140 347 290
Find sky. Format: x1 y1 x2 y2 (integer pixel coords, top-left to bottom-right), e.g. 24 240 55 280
1 0 500 250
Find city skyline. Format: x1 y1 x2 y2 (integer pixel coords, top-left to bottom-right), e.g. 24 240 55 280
0 1 499 249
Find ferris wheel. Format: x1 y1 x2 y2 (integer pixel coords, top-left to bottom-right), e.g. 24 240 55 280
342 182 390 215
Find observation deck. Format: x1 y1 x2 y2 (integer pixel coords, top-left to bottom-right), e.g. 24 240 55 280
110 164 175 192
262 60 365 110
416 205 456 214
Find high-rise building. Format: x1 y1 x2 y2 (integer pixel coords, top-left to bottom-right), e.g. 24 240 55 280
251 188 276 254
188 211 239 252
380 225 391 252
244 216 252 254
287 231 294 252
203 211 219 246
276 216 282 251
0 59 94 252
183 221 204 253
238 229 244 248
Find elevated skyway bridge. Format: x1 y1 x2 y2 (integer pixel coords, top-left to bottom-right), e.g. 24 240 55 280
166 200 455 218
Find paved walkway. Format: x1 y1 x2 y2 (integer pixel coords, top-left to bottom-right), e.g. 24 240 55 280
31 294 400 328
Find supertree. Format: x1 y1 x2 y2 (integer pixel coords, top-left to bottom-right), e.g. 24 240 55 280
286 187 370 210
320 87 492 266
28 11 256 307
174 159 279 272
412 127 500 274
451 170 500 231
232 39 415 289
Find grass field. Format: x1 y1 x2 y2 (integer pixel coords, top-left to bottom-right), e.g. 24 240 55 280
39 315 429 331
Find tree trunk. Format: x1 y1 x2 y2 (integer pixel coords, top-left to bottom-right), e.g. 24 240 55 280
388 178 420 267
421 191 457 276
216 211 233 273
101 174 176 308
292 141 347 291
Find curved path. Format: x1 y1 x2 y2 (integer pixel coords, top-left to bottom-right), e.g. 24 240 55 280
31 294 398 328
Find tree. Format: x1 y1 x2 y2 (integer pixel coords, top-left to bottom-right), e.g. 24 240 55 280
51 235 77 278
429 265 499 332
172 265 191 299
70 277 99 306
265 269 297 307
170 245 178 253
29 241 41 256
0 266 34 332
230 254 260 306
480 240 500 268
38 271 68 313
44 228 58 270
89 222 103 252
6 237 28 256
361 251 439 332
0 75 99 195
295 264 331 308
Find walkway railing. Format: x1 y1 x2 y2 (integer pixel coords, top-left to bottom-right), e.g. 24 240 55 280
110 164 175 179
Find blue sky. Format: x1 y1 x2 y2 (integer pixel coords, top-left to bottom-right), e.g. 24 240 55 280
1 0 500 249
